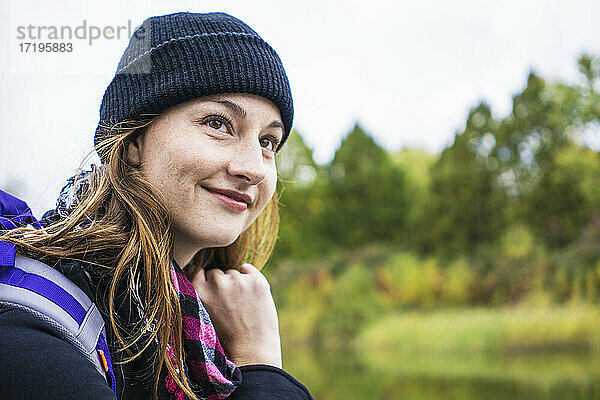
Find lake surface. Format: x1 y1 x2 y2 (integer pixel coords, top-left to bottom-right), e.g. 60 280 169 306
283 345 600 400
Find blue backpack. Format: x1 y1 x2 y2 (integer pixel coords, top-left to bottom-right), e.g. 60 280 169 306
0 189 117 395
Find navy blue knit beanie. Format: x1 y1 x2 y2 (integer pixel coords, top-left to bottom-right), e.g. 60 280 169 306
95 11 293 161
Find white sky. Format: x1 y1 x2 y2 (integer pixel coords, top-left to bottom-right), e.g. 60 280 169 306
1 0 599 216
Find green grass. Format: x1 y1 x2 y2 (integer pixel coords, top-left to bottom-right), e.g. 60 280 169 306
356 304 600 355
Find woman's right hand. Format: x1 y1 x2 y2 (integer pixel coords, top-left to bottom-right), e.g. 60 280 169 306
190 263 283 368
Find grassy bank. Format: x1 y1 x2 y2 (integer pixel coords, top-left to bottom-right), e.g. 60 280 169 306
356 304 600 355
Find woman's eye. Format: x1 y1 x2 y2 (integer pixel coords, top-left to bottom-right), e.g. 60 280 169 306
196 114 233 134
205 117 231 133
260 135 281 153
208 119 223 130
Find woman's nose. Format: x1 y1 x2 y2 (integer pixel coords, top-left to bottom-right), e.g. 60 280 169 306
227 139 267 185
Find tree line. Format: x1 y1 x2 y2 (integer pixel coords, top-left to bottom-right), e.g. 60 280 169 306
269 54 600 312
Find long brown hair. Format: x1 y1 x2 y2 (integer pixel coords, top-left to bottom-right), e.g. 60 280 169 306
0 119 281 400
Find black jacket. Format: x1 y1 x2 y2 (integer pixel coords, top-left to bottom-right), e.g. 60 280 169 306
0 257 313 400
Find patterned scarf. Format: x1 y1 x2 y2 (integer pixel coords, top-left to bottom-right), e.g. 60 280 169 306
167 261 242 399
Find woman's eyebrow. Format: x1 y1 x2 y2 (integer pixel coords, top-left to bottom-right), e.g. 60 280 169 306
268 120 285 137
201 96 284 136
202 97 247 120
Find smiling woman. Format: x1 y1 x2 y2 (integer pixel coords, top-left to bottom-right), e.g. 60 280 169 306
0 11 313 400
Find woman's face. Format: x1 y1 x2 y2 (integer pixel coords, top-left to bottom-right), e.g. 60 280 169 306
127 93 283 266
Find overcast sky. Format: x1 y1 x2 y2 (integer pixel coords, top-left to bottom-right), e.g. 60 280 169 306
1 0 599 216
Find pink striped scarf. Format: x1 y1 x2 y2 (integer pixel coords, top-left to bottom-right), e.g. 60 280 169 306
166 262 241 399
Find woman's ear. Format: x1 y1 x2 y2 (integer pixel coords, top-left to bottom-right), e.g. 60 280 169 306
127 133 144 166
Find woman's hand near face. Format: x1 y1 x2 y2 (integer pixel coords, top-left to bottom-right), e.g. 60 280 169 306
191 263 282 368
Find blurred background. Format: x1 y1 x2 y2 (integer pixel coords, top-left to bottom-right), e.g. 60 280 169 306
2 1 600 399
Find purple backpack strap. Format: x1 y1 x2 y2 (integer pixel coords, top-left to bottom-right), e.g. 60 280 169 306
0 190 42 230
0 190 42 267
0 190 117 395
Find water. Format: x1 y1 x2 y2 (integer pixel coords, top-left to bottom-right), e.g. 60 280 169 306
283 345 600 400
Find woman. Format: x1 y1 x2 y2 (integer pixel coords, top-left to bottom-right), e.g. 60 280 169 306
0 11 313 400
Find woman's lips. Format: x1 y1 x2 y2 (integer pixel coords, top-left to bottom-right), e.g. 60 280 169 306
203 187 248 212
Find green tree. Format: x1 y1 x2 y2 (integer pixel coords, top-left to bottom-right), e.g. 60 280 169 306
426 103 507 256
318 123 409 248
392 147 437 252
578 53 600 122
273 129 327 262
494 71 595 246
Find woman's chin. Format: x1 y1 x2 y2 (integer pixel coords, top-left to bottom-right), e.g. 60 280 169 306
197 231 242 249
